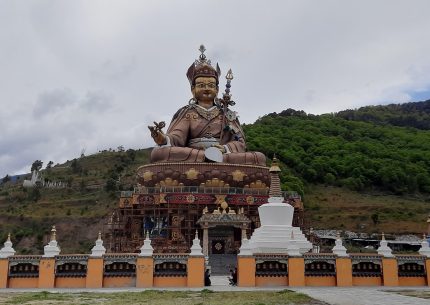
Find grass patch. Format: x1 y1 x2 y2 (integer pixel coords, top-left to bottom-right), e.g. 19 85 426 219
0 290 321 305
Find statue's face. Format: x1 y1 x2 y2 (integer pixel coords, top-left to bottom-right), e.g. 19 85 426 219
192 76 218 102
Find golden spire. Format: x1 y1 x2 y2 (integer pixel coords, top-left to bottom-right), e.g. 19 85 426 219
381 232 385 241
269 155 282 197
98 231 102 240
269 155 281 173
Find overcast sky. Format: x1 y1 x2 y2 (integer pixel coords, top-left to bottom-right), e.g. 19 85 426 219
1 0 430 177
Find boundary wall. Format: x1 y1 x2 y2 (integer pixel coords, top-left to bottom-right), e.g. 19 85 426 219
0 254 204 289
2 252 429 288
238 253 430 287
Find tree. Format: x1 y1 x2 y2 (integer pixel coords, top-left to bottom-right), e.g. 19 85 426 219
70 159 82 174
105 178 117 192
2 175 10 184
46 161 54 169
371 213 379 225
31 160 43 172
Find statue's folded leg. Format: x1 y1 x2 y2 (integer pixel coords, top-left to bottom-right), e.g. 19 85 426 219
223 152 266 166
150 147 206 163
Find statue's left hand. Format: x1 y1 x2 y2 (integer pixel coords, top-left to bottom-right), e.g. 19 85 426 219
212 144 226 154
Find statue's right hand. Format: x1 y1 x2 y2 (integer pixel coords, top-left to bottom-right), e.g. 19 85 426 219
148 126 167 145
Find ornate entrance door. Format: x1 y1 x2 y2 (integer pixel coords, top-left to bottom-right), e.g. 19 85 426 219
211 239 225 254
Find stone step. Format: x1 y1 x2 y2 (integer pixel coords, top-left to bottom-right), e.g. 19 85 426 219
209 254 237 275
209 275 231 286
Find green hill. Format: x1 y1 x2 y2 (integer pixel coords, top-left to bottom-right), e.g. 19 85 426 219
336 99 430 130
1 101 429 253
243 107 430 196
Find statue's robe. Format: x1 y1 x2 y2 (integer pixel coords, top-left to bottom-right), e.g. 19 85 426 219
150 103 266 165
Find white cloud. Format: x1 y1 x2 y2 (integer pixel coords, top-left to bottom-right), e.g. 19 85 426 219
1 0 430 176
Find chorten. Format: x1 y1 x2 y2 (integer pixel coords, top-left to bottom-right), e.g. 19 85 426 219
242 157 312 254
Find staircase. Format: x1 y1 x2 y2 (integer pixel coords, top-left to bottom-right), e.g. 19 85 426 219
209 254 237 275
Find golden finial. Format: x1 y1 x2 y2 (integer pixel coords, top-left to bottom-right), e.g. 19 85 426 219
51 226 57 241
7 233 11 242
98 231 102 240
269 154 281 173
226 69 233 81
381 232 385 240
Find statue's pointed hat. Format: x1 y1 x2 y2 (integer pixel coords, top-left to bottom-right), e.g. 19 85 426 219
187 45 221 85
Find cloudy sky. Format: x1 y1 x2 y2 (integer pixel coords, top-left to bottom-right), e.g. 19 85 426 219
1 0 430 177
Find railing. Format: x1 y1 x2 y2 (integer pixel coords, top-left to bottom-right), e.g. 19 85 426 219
305 261 336 276
255 260 288 277
122 187 300 199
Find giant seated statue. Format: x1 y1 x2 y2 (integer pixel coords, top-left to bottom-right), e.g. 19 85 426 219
138 46 268 189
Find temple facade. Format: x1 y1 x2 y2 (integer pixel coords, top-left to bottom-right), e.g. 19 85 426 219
104 160 305 255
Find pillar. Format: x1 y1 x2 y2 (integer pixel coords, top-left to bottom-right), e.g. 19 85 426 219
382 258 399 286
237 256 255 287
38 258 55 288
336 257 352 286
86 257 104 288
426 259 430 287
136 257 153 288
187 256 205 287
0 259 8 288
202 227 209 257
288 257 305 286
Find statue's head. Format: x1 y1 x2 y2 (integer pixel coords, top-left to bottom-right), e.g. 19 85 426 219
191 76 219 102
187 45 220 102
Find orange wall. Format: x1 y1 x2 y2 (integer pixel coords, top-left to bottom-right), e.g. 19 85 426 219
255 276 287 286
187 257 204 287
0 260 8 288
237 256 256 287
8 277 38 288
153 276 187 287
382 258 398 286
38 258 55 288
288 257 305 286
336 258 352 287
352 276 382 286
398 276 426 286
55 277 86 288
103 276 136 288
136 257 153 288
86 258 103 288
305 276 336 286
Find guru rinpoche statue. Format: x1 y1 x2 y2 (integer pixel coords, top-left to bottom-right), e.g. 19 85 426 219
148 45 266 166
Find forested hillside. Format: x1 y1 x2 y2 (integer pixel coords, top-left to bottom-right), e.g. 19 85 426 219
243 106 430 197
337 100 430 130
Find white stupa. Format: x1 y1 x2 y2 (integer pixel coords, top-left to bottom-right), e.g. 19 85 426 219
242 157 312 255
189 231 204 256
377 232 394 257
0 233 16 258
91 232 106 257
418 234 430 257
139 232 154 257
43 226 61 257
332 231 348 257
